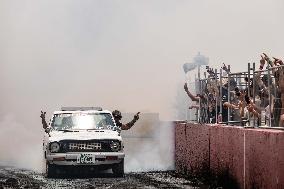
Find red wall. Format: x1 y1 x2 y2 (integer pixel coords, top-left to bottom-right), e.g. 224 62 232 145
175 122 187 173
245 129 284 189
210 126 244 188
175 122 284 189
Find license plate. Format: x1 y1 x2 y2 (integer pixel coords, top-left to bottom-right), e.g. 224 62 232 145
77 154 95 164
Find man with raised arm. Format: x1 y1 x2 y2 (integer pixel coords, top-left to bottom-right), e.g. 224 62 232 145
40 111 48 130
112 110 140 130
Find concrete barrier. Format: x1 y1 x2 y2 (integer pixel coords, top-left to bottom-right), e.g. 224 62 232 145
174 121 187 173
244 128 284 189
175 123 284 189
210 126 245 188
184 123 210 176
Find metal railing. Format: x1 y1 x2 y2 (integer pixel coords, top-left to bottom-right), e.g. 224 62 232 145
188 63 284 129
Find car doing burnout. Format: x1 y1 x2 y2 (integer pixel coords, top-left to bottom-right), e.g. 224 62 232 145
43 107 125 177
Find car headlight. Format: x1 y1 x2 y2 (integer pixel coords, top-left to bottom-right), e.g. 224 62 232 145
110 141 120 152
49 142 60 153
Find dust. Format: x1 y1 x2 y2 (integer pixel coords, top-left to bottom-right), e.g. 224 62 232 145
0 114 44 172
124 121 175 172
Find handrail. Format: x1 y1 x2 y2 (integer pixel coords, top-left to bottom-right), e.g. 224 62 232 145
186 62 284 129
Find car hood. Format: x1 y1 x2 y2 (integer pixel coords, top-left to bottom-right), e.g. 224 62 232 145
48 130 122 142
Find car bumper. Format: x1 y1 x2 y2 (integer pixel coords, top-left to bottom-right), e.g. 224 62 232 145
46 152 125 166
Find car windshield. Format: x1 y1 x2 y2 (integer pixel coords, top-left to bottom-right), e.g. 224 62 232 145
51 113 115 130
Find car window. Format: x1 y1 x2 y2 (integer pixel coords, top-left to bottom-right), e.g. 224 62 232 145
51 113 115 130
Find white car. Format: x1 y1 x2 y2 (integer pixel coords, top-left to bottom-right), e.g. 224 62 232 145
43 107 125 177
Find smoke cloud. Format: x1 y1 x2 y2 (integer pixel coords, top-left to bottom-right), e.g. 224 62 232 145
124 122 175 172
0 114 43 172
0 0 284 172
183 52 209 73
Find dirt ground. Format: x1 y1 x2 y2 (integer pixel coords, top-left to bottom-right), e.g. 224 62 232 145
0 167 209 189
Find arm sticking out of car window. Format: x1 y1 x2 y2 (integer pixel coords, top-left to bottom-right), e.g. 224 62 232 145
121 112 140 130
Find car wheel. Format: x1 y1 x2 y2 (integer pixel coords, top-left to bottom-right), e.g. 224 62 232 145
46 162 56 178
112 159 124 177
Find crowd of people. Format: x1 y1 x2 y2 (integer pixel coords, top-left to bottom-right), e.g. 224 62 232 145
184 53 284 127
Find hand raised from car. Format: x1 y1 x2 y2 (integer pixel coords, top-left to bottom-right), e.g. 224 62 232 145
184 83 189 92
40 111 46 119
134 112 140 121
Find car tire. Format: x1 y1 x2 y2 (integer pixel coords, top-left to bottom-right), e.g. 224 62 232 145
112 159 124 177
46 162 57 178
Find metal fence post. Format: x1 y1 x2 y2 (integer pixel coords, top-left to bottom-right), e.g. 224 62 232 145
215 69 218 123
220 68 223 123
228 73 231 124
247 63 251 127
198 66 201 123
267 63 272 127
253 62 256 127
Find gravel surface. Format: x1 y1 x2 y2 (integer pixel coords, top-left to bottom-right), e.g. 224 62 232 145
0 167 209 189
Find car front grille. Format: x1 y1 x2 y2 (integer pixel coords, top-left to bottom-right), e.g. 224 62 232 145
58 140 119 153
69 142 102 150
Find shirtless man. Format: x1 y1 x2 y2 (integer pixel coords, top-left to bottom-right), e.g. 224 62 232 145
260 53 284 126
223 88 260 126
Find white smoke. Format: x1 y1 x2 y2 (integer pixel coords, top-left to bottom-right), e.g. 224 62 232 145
0 112 175 173
1 0 283 174
0 114 44 172
174 82 197 121
124 122 175 172
183 52 209 73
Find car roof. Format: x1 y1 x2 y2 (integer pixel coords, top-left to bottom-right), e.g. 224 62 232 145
53 110 112 115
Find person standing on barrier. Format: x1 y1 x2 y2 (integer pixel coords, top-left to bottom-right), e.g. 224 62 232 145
223 87 260 126
259 53 283 126
184 83 211 123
